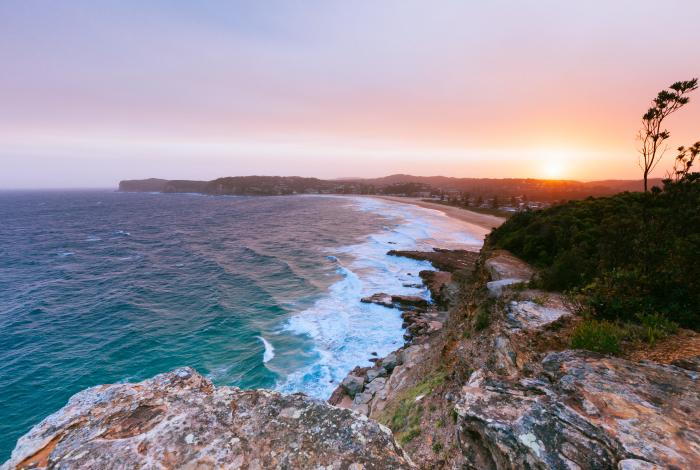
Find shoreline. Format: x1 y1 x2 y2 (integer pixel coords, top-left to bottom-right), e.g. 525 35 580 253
368 195 505 231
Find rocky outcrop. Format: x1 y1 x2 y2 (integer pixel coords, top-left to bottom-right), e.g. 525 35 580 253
329 342 433 419
360 293 429 310
387 248 479 272
505 297 572 332
456 351 700 470
401 310 447 343
485 250 535 297
2 368 415 470
417 271 455 307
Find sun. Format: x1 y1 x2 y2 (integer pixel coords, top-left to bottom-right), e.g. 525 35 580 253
535 148 572 180
542 160 566 179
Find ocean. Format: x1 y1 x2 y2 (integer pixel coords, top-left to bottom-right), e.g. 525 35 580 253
0 191 485 460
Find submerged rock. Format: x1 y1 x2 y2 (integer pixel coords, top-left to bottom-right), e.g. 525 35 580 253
456 350 700 469
2 368 415 470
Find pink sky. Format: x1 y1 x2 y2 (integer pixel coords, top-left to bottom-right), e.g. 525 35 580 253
1 1 699 187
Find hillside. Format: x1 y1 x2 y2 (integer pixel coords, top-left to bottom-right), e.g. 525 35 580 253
119 174 661 202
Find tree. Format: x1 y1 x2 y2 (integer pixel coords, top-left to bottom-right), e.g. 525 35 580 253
638 78 698 192
491 195 499 209
668 142 700 182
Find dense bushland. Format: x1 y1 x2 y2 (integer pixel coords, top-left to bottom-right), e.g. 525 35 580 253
489 176 700 330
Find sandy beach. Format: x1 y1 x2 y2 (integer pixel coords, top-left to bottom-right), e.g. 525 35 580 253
371 196 505 231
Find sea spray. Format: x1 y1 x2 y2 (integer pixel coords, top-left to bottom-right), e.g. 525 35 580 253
257 336 275 363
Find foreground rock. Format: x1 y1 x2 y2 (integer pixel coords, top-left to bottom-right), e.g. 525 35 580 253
2 368 415 470
456 350 700 469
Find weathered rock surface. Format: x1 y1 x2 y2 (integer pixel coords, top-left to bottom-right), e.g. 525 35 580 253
456 350 700 470
417 270 453 306
505 298 572 331
329 341 434 418
484 250 535 281
672 354 700 372
2 368 415 470
341 373 366 398
485 250 534 297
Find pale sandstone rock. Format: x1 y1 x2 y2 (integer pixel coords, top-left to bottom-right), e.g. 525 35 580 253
2 368 414 470
484 251 534 282
505 299 572 331
486 278 524 298
456 351 700 470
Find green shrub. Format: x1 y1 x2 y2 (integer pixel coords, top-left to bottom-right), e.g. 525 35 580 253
571 319 622 355
432 442 443 453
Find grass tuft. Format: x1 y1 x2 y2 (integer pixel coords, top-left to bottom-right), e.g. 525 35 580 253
571 319 621 355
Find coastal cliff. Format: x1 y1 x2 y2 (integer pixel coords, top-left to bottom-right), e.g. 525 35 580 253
327 248 700 468
3 247 699 469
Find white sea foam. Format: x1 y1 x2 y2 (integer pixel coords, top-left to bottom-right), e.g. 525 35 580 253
277 196 487 399
257 336 275 363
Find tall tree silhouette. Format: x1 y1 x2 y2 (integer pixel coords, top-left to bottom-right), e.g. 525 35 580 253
638 78 697 192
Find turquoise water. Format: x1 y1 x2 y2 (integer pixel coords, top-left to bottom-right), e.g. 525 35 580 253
0 191 485 460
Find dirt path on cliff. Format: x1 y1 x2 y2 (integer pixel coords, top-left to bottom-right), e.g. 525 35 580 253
370 196 506 231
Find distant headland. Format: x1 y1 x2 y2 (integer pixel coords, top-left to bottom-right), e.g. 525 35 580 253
119 174 662 203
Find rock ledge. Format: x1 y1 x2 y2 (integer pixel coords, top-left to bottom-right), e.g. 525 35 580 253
2 368 415 470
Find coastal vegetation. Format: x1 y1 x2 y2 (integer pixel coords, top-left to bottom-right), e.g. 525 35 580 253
490 77 699 341
489 175 700 338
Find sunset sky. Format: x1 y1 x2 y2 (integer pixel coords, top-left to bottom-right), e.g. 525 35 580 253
1 1 699 188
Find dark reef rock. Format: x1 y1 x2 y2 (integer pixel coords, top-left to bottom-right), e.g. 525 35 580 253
360 293 429 310
387 248 479 273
